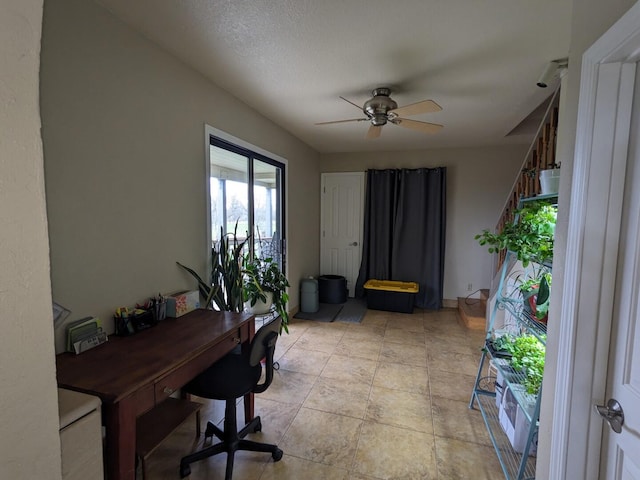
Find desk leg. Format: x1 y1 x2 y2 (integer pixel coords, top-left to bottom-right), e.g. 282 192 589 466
242 319 255 423
104 398 137 480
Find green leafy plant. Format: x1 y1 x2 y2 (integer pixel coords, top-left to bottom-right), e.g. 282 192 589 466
510 334 546 395
177 223 249 313
475 201 557 266
487 333 546 395
492 334 517 355
243 255 290 333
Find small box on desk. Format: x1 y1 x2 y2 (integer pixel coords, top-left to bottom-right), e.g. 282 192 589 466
363 280 419 313
165 290 200 318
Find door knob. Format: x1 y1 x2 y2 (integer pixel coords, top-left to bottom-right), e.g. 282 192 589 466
349 242 358 246
595 398 624 433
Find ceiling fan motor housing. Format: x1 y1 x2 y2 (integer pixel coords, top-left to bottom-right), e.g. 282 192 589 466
363 87 397 125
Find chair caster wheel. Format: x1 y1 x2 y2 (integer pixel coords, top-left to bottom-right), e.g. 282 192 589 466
273 448 283 461
254 418 262 433
179 463 191 478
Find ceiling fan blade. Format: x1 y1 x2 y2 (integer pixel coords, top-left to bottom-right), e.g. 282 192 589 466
315 118 367 125
394 118 443 134
390 99 442 117
366 125 382 139
340 96 365 111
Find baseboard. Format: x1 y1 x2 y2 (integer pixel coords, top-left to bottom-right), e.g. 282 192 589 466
442 298 458 309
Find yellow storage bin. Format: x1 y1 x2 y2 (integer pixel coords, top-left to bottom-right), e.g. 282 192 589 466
363 280 419 313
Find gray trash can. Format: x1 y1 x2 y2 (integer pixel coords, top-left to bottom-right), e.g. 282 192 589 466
300 278 319 313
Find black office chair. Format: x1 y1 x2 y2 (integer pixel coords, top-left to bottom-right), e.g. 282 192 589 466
179 317 283 479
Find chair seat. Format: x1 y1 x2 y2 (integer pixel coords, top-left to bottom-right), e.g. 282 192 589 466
184 351 262 400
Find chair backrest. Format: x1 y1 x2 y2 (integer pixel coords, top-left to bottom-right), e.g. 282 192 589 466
250 316 282 394
249 316 281 366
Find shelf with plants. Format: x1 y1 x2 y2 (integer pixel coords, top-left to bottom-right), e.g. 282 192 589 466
470 195 557 480
474 392 537 480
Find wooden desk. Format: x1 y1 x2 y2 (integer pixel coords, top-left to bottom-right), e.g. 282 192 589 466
56 309 255 480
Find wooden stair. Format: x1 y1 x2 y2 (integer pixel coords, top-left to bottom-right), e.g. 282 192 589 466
458 289 489 331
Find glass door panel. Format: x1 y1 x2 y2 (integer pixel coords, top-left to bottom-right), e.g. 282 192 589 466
253 159 283 266
209 145 248 243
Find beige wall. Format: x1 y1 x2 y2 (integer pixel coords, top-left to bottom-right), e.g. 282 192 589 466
40 0 320 353
321 145 527 302
0 0 62 478
536 0 638 478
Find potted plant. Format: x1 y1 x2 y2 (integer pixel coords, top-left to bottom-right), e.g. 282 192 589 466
177 223 249 313
518 270 551 324
485 332 516 359
510 334 546 395
475 200 557 266
243 254 290 333
539 162 561 195
490 333 545 396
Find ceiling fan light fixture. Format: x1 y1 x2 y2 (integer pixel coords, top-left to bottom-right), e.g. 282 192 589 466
363 88 398 118
371 114 388 126
316 87 443 137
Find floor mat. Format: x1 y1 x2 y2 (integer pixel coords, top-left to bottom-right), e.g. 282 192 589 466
294 297 367 323
334 297 367 323
294 303 343 322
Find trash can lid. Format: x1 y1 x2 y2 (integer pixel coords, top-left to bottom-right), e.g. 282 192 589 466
300 279 318 292
319 275 345 281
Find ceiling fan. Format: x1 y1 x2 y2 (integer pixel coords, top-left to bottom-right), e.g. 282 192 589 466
316 87 443 139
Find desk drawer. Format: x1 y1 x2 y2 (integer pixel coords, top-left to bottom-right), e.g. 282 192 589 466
154 328 243 403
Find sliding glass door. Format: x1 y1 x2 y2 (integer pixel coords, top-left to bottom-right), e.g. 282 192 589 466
209 137 285 268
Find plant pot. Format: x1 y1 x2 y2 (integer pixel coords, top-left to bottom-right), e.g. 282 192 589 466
527 296 548 324
540 168 560 195
485 339 513 359
245 291 274 315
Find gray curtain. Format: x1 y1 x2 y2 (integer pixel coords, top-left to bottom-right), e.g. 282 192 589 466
355 168 446 309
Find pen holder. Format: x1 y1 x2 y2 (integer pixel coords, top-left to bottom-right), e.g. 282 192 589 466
151 301 167 323
114 315 135 336
131 310 154 332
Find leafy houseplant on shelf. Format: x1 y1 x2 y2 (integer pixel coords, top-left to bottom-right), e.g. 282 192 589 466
510 334 546 396
475 201 557 267
243 255 290 334
519 270 552 324
489 333 546 396
177 224 249 313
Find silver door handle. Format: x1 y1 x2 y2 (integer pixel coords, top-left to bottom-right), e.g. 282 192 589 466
595 398 624 433
349 242 358 246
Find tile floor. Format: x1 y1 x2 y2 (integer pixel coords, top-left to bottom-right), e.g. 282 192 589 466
143 308 504 479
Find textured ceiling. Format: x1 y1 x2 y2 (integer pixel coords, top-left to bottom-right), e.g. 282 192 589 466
95 0 572 153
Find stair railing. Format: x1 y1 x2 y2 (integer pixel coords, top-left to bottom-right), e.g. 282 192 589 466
495 87 561 271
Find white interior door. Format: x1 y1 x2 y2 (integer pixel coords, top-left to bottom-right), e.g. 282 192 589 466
552 7 640 480
599 61 640 479
549 6 640 478
320 172 364 297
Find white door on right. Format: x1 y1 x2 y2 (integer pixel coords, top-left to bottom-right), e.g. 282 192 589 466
600 61 640 479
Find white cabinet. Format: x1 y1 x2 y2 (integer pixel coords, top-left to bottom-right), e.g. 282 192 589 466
58 388 103 480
